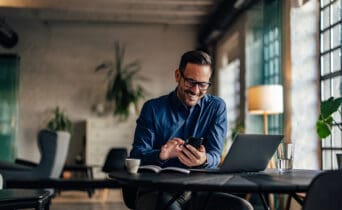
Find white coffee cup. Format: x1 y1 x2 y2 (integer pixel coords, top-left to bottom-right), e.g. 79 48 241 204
125 158 141 174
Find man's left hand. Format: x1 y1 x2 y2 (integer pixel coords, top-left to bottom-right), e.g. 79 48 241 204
177 144 207 167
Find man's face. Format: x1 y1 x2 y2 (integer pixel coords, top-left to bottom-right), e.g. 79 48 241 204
175 63 211 107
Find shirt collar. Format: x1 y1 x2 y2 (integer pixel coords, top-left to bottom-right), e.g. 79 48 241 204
170 88 207 110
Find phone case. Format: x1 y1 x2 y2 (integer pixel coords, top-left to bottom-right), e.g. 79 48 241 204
186 137 204 149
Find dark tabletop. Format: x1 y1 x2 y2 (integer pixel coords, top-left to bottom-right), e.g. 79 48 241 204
0 189 50 203
108 169 321 194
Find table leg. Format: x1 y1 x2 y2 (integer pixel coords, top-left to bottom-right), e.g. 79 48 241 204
86 167 95 198
258 193 270 210
290 193 304 206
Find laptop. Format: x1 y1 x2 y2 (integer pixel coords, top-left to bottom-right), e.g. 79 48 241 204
191 134 283 173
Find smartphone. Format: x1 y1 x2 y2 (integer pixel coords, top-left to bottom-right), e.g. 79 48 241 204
185 137 204 149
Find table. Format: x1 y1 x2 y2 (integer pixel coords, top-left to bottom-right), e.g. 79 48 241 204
62 164 95 197
109 169 321 210
0 189 51 210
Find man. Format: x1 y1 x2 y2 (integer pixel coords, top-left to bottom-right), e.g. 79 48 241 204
130 50 226 170
129 50 250 210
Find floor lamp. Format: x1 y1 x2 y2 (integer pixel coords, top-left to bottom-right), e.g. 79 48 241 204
247 84 284 210
247 84 284 134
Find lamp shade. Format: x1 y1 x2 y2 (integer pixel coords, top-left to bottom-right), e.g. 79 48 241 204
247 84 284 115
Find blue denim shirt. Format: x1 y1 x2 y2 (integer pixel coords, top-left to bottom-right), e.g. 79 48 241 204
130 89 227 168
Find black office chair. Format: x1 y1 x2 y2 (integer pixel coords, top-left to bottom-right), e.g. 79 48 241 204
187 192 253 210
102 148 127 173
302 170 342 210
102 148 137 210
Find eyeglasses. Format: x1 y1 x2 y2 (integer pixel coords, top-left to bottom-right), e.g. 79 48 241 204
180 71 212 91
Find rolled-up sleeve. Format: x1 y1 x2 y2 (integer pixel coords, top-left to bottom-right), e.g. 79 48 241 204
203 99 227 168
130 102 165 166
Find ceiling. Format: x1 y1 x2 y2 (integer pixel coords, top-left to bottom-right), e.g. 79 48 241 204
0 0 218 25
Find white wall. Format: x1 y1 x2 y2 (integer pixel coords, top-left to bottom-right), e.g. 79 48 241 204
290 0 320 169
1 18 197 162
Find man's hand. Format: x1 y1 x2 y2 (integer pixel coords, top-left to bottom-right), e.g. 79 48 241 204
178 144 207 167
159 138 185 161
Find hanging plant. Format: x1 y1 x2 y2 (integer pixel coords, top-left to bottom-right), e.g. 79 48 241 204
95 42 145 120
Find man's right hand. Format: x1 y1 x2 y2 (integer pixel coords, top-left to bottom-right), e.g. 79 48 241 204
159 138 185 161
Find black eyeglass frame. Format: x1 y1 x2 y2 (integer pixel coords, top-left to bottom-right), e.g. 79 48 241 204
179 71 212 91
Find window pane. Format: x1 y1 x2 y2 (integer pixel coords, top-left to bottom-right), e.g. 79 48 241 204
321 53 331 75
322 136 332 147
264 47 269 60
322 79 332 99
332 114 342 128
332 150 342 169
322 150 332 170
332 75 342 97
332 24 341 49
332 126 342 147
332 49 341 72
275 41 279 56
274 59 279 72
321 30 330 52
331 0 341 25
321 7 330 30
321 0 330 8
269 43 274 57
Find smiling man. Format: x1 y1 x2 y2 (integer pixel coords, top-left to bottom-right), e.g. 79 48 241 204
127 50 236 210
130 50 227 170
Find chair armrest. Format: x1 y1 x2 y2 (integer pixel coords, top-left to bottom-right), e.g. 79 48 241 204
0 161 32 171
15 158 38 167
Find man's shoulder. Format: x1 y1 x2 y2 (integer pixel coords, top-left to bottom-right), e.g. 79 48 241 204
203 94 226 107
146 94 169 103
143 93 171 107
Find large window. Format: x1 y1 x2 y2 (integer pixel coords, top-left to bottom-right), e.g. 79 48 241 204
263 0 283 135
320 0 342 169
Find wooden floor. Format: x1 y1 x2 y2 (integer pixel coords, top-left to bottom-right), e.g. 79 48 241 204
50 189 129 210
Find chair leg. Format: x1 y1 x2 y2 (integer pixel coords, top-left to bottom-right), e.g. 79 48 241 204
285 194 292 210
258 193 270 210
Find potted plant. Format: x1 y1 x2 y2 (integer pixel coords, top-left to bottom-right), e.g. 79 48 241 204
95 42 145 120
316 96 342 168
316 97 342 139
47 106 72 133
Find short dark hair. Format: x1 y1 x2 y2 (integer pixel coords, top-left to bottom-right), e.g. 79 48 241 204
178 50 212 73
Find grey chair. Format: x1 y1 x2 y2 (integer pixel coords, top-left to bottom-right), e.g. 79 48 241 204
302 170 342 210
0 129 70 180
0 173 3 189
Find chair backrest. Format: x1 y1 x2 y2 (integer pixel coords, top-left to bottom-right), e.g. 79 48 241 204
302 170 342 210
102 148 127 173
36 130 70 178
51 131 70 177
0 130 70 180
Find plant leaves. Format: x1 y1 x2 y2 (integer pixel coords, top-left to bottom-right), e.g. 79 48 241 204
316 120 331 139
46 106 72 133
316 96 341 139
320 97 342 118
95 62 111 72
95 41 146 120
